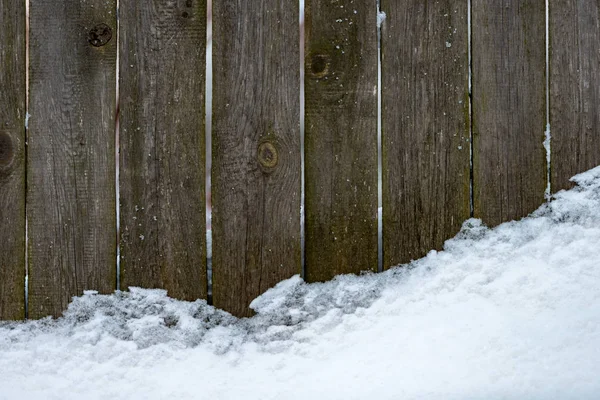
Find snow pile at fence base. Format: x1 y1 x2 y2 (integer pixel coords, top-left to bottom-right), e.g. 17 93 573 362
2 166 600 400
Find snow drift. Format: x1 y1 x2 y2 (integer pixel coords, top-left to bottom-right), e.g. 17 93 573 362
1 167 600 400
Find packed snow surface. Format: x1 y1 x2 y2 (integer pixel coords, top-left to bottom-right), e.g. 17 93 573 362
2 167 600 399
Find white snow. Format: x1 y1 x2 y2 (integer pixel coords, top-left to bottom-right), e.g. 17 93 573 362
2 167 600 399
377 10 386 28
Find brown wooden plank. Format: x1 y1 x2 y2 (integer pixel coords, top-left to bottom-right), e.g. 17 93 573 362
304 1 378 281
212 0 301 316
28 0 117 318
550 0 600 191
382 1 471 268
472 0 546 226
0 0 26 320
119 1 207 300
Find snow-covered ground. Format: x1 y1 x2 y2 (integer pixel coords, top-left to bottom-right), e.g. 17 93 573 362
2 167 600 400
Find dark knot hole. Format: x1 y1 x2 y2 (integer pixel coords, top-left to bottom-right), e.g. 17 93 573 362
0 132 15 168
310 54 329 77
88 23 112 47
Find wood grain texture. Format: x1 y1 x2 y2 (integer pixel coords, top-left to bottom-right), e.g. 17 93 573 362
382 1 471 268
550 0 600 191
472 0 546 226
212 0 301 316
28 0 117 318
119 1 207 300
304 1 378 281
0 0 25 320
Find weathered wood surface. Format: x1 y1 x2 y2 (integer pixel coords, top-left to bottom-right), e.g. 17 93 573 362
212 0 301 316
119 1 207 300
304 1 378 281
550 0 600 192
28 0 117 318
472 0 547 226
0 0 26 320
382 0 471 268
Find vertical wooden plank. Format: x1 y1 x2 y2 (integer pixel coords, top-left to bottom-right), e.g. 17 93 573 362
28 0 117 318
212 1 300 316
472 0 546 226
304 1 378 281
0 0 25 320
550 0 600 191
119 1 207 300
382 1 471 268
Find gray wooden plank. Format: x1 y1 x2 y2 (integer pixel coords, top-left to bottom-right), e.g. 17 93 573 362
0 0 26 320
550 0 600 191
212 0 301 317
472 0 547 226
382 0 471 268
119 1 207 300
304 1 378 282
28 0 117 318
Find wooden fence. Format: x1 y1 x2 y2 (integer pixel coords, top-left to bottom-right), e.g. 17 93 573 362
1 0 599 320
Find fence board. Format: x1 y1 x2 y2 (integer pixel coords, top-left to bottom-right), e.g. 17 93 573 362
28 0 117 318
212 1 301 316
0 0 26 320
119 1 207 300
550 1 600 192
304 1 378 281
382 1 471 268
472 0 546 226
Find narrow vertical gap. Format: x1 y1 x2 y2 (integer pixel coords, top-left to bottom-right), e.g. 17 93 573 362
377 1 384 273
544 0 551 200
468 0 474 217
24 223 28 320
115 0 121 291
300 0 305 279
24 0 30 319
206 0 213 305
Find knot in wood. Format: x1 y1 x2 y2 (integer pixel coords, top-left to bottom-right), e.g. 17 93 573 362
257 142 278 170
181 1 193 18
0 131 15 170
88 23 112 47
310 54 330 78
